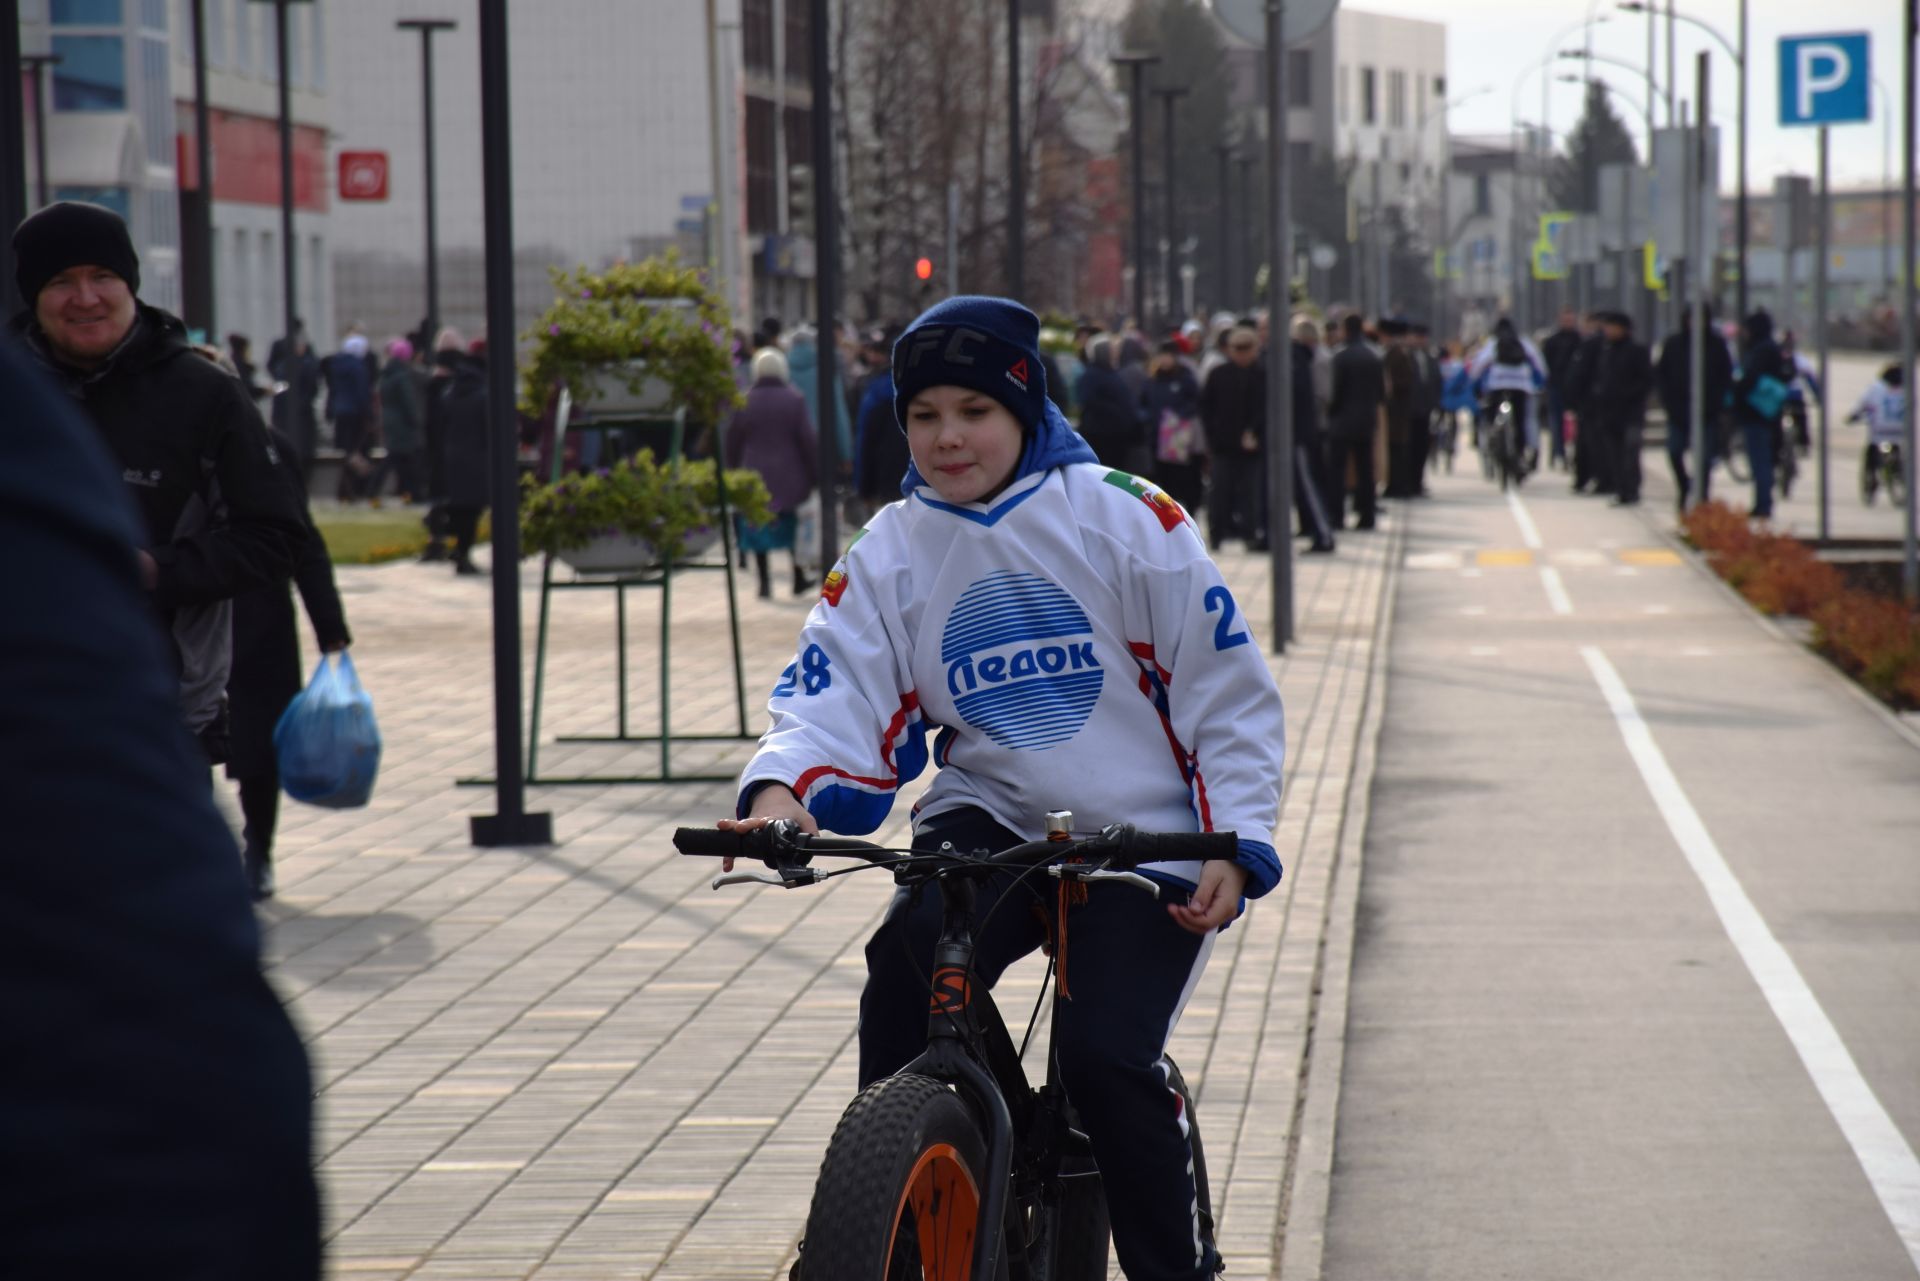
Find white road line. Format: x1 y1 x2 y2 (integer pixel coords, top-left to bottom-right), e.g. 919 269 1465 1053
1506 490 1544 550
1539 567 1574 616
1507 492 1573 615
1581 646 1920 1273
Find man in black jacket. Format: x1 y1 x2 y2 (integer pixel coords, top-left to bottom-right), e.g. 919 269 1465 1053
1655 304 1734 511
10 202 303 762
1326 313 1385 530
1564 311 1610 494
1199 325 1268 549
1733 310 1791 520
1589 311 1655 506
1542 308 1583 470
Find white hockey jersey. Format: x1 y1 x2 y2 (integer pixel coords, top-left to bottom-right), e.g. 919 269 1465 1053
737 462 1287 897
1469 335 1547 395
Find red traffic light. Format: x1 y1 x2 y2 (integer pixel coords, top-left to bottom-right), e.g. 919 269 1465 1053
915 257 934 281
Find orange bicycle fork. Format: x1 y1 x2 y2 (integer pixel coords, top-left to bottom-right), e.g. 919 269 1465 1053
896 874 1017 1281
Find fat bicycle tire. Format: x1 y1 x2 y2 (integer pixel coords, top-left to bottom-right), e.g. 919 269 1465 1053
797 1073 991 1281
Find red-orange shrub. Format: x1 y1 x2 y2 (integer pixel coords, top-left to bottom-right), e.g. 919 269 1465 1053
1812 592 1920 709
1739 534 1843 617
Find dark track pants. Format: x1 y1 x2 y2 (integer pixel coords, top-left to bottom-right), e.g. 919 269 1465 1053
859 807 1222 1281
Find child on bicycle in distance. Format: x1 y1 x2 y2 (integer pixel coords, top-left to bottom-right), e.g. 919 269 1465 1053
1848 363 1906 461
716 296 1285 1281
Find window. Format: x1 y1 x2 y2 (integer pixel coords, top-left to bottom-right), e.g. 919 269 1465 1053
1287 49 1311 108
52 35 127 110
141 36 172 162
1360 66 1376 125
745 95 776 233
1337 65 1348 124
1389 70 1406 128
55 186 131 219
1289 141 1313 180
51 0 122 23
232 0 249 72
139 0 165 29
785 0 811 83
309 0 322 88
1434 75 1447 96
207 0 225 66
285 3 299 85
1398 162 1410 184
742 0 773 74
1473 172 1491 216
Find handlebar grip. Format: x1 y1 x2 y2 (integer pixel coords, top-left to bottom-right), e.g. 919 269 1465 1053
1117 829 1242 869
673 827 755 858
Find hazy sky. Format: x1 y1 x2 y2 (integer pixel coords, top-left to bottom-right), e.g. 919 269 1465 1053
1140 1 1906 192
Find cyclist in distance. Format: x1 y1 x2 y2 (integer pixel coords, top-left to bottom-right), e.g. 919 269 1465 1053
1469 317 1547 472
715 296 1286 1281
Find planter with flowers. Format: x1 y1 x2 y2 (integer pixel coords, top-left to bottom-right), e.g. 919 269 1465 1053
520 453 772 575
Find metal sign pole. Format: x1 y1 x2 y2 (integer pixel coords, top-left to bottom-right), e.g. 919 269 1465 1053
471 0 552 848
1816 125 1831 542
1266 0 1294 651
1685 97 1706 511
1905 0 1919 605
810 0 840 572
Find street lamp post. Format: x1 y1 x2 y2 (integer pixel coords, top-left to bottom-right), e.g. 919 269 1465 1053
470 0 552 849
1214 140 1234 313
1236 151 1255 312
20 53 60 210
0 0 27 316
1153 86 1189 330
185 0 215 336
398 19 455 346
1007 0 1023 298
1618 1 1745 322
1112 53 1159 330
250 0 302 456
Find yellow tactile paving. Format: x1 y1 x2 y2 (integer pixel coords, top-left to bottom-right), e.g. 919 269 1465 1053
1475 549 1536 567
1618 548 1684 567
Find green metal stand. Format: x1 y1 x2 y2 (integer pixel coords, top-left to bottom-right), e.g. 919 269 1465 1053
459 386 757 788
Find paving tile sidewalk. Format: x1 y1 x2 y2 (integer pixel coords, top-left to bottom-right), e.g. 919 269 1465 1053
250 513 1400 1280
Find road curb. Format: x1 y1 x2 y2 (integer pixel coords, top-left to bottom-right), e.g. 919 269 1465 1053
1273 515 1405 1280
1636 509 1920 757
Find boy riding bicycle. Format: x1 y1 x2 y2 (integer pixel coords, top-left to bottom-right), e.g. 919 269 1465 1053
716 296 1285 1281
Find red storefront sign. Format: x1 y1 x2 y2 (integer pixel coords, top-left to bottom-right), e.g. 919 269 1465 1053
338 151 390 201
173 106 330 212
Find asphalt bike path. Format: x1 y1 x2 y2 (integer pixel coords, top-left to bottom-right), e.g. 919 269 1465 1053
1319 460 1920 1280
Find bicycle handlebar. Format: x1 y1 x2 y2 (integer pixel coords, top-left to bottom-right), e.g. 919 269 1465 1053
670 822 1240 876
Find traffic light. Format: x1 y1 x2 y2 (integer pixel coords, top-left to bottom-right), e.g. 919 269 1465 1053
788 163 814 236
915 257 934 281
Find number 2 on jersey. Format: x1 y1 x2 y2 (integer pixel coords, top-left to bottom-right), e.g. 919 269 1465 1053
1204 586 1251 651
773 643 834 697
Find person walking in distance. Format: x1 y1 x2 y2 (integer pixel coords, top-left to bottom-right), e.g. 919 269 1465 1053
1141 338 1206 517
439 339 493 575
419 327 466 562
1733 310 1791 521
1289 316 1338 553
1076 334 1147 471
1565 312 1609 494
1656 303 1732 513
1199 325 1268 549
1542 308 1583 470
267 319 321 462
374 338 426 502
1381 320 1421 498
7 201 302 764
1326 313 1386 531
726 346 819 598
322 327 378 503
1587 312 1655 507
225 417 351 900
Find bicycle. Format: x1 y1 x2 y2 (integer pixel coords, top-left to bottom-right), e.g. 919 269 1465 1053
1483 395 1524 491
1862 441 1906 507
674 815 1236 1281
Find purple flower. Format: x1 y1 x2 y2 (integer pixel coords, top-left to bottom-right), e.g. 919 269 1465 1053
580 288 593 299
549 323 562 336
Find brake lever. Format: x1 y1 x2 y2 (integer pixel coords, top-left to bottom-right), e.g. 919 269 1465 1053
711 866 826 890
1048 866 1160 898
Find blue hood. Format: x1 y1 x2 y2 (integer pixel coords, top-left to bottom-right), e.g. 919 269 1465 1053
900 396 1096 497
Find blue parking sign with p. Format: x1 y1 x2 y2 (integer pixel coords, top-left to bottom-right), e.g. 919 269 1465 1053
1779 33 1870 126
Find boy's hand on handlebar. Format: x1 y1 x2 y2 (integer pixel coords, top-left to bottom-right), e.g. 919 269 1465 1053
1168 860 1249 935
714 786 816 871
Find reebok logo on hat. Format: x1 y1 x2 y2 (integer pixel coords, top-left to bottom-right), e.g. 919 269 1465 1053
1005 357 1029 392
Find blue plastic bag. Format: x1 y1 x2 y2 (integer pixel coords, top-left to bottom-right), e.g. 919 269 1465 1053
273 651 382 808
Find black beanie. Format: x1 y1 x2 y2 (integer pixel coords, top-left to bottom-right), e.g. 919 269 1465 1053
891 295 1049 436
12 201 141 305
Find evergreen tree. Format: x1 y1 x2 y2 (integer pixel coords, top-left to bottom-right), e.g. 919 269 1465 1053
1549 80 1639 213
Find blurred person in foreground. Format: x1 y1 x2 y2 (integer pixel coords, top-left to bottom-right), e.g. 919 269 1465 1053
0 337 319 1277
8 201 302 764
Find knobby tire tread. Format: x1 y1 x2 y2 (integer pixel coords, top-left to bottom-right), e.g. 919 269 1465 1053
799 1073 988 1281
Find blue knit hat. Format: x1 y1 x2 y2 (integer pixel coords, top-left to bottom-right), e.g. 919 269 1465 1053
891 296 1049 437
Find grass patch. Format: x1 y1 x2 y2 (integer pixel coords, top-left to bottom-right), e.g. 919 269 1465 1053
314 508 490 565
